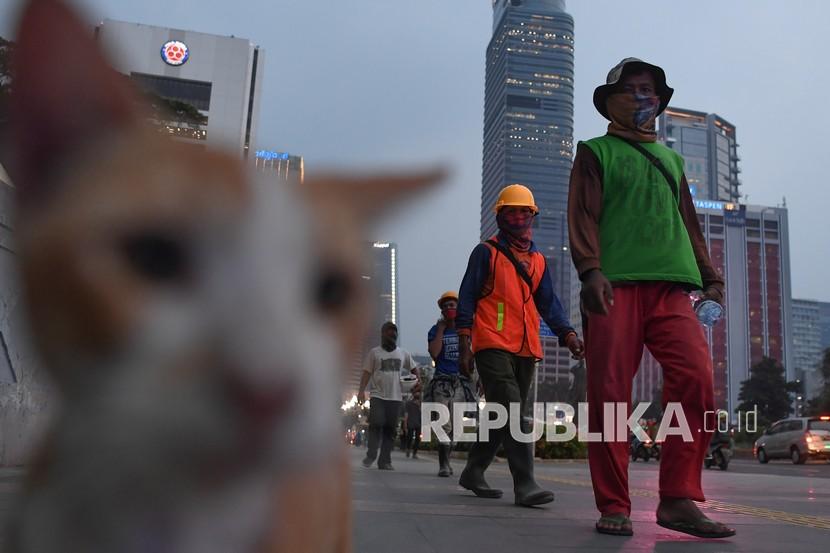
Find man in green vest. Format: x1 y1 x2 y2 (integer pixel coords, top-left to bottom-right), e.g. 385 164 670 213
568 58 735 539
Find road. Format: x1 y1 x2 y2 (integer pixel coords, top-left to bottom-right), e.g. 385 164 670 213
708 457 830 479
351 447 830 553
2 451 829 552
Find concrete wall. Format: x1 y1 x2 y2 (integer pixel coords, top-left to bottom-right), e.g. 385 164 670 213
0 179 52 466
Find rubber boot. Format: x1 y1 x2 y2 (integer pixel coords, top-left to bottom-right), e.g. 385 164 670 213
503 434 554 507
448 444 454 475
458 436 503 498
437 444 451 477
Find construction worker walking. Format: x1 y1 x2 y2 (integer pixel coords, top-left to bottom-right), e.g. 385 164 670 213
424 291 477 477
456 184 584 507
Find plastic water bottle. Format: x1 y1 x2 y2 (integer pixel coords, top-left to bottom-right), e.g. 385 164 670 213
695 299 723 327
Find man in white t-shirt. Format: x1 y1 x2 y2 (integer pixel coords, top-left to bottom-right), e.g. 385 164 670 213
357 322 418 470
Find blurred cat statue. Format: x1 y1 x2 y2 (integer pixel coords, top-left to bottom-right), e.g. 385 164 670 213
5 1 441 551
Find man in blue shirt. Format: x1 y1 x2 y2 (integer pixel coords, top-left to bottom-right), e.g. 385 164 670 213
424 291 477 477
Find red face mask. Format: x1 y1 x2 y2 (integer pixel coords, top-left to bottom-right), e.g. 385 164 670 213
443 308 457 320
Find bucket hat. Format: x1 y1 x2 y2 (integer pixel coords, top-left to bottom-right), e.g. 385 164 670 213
593 57 673 120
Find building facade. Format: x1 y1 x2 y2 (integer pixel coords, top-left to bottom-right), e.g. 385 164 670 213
252 149 304 182
820 302 830 352
345 242 400 398
657 107 741 202
634 200 794 417
697 200 793 416
792 299 829 402
96 19 264 157
0 178 52 465
482 0 577 387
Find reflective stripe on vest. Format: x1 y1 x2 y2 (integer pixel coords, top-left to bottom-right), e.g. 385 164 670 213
471 238 546 358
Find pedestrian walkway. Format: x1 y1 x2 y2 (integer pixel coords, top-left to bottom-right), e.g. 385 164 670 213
3 453 828 552
351 446 830 553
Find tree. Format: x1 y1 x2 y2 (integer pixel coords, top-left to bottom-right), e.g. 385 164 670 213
735 356 799 429
805 348 830 415
146 93 207 127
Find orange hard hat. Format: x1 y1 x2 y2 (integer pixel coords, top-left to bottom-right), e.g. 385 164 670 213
492 184 539 214
437 291 458 307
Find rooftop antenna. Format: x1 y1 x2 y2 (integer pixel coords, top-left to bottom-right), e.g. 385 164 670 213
782 196 787 208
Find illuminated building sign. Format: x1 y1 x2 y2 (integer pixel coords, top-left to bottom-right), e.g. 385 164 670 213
160 40 189 66
255 150 291 161
694 199 724 210
724 203 746 227
373 242 390 249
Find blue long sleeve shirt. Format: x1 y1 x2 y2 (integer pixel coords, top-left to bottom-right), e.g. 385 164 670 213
457 233 575 346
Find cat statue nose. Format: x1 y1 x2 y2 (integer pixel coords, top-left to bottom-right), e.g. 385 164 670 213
223 370 296 429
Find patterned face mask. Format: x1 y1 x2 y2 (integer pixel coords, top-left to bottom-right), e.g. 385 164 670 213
606 93 660 142
497 208 534 251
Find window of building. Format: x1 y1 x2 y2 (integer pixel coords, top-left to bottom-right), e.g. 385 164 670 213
130 72 212 111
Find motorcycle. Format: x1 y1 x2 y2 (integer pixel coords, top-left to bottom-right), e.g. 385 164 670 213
704 439 733 470
630 435 659 462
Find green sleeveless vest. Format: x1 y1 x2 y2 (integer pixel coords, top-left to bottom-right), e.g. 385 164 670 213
581 135 702 288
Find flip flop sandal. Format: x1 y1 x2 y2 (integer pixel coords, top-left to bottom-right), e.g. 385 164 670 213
657 517 736 539
595 514 633 536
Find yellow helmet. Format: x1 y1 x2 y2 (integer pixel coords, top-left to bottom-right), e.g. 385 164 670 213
492 184 539 214
437 291 458 307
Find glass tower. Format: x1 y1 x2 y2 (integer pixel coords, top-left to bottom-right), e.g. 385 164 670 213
482 0 576 384
657 107 742 202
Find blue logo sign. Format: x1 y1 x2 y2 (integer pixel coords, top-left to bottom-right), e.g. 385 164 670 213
539 321 555 338
688 184 697 197
255 150 291 161
693 199 724 211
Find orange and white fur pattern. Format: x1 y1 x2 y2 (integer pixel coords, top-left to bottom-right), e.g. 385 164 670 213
5 1 440 552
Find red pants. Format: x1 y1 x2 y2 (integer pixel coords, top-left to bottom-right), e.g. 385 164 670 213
585 282 715 516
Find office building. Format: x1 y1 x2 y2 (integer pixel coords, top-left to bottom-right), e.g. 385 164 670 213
657 107 741 202
345 242 400 398
634 200 793 416
95 19 264 157
252 149 304 182
792 299 829 401
820 302 830 351
482 0 577 387
697 200 793 416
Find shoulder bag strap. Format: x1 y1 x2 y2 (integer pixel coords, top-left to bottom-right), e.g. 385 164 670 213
486 239 536 293
613 135 679 202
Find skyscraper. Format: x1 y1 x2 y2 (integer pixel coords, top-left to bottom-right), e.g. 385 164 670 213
95 19 264 157
344 242 400 398
657 107 741 202
482 0 576 386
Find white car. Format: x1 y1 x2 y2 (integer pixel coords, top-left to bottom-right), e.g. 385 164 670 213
754 416 830 464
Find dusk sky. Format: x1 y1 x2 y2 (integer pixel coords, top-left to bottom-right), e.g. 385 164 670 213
2 1 828 354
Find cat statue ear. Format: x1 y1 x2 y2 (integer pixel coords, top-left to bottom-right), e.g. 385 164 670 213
301 169 447 221
9 0 143 207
